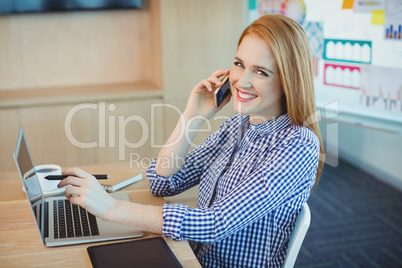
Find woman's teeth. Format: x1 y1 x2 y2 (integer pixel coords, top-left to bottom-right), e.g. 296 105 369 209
238 91 257 99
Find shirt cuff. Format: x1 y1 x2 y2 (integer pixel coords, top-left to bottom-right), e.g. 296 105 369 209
162 203 189 241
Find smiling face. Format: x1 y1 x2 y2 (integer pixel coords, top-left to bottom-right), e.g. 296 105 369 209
230 34 285 124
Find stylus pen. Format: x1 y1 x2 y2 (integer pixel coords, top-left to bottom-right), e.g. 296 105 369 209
101 173 143 193
44 174 110 180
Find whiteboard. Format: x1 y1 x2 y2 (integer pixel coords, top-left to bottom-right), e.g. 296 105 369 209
304 0 402 132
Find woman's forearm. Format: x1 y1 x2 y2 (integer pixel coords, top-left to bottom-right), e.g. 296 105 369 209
155 113 204 178
105 200 164 235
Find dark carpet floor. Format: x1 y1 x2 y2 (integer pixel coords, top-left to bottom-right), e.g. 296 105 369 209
295 159 402 268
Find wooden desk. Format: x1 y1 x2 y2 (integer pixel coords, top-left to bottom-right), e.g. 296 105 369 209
0 163 201 267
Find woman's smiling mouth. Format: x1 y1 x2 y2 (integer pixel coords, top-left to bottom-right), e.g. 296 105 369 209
237 89 257 102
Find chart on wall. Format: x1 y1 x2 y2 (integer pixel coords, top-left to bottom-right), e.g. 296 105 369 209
360 65 402 113
247 0 402 131
302 0 402 127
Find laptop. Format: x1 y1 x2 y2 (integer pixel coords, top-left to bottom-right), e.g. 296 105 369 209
13 126 143 247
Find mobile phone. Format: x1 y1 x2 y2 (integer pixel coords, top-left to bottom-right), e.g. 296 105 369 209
214 75 231 107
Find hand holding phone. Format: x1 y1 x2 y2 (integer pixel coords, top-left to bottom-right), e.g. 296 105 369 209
214 75 231 107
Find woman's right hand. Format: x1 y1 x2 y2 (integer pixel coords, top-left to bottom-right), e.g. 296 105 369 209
184 69 231 120
155 70 231 178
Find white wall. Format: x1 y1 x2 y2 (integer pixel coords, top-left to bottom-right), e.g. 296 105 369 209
340 125 401 191
320 120 402 191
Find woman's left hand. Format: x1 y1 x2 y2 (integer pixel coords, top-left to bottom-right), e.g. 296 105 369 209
57 167 117 219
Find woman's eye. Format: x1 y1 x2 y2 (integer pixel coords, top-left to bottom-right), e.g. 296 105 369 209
234 61 243 68
257 70 268 77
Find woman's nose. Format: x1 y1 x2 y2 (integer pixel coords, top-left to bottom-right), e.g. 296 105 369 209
236 72 252 88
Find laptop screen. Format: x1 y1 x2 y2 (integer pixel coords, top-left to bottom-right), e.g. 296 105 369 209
13 127 45 242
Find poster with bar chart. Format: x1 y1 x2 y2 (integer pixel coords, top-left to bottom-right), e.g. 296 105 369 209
384 0 402 41
360 65 402 113
384 24 401 40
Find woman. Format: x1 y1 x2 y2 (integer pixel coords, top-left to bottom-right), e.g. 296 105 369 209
59 14 324 267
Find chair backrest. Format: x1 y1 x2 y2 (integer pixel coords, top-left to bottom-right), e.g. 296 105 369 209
282 202 311 268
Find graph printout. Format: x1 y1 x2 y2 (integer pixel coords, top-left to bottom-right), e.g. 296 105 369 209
360 65 402 113
384 0 402 41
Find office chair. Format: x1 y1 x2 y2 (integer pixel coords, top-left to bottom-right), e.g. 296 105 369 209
283 203 311 268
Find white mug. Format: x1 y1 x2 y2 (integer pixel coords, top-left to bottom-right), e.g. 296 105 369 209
23 164 63 195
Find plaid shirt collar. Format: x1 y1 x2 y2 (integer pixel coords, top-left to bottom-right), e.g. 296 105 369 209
240 113 292 138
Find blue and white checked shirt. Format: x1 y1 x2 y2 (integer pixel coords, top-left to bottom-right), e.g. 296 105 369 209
147 113 320 267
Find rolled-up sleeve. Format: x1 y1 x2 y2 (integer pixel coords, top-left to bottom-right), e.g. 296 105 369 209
147 119 234 197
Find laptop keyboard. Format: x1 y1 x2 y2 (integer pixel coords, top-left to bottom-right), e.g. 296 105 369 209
51 199 100 239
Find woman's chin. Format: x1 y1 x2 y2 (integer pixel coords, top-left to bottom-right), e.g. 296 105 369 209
233 101 248 115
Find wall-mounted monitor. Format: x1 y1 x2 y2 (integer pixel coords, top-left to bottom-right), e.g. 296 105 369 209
0 0 143 15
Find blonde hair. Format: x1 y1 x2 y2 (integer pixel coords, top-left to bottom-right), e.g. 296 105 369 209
238 14 324 189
